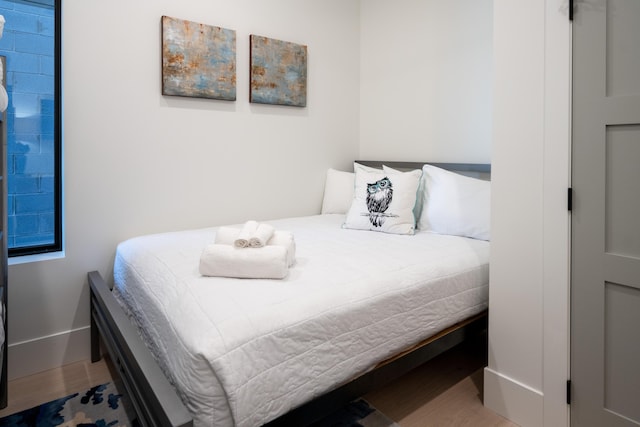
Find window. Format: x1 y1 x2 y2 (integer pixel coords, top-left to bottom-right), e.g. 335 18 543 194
0 0 61 257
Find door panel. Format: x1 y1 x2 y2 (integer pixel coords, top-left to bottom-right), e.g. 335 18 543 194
606 0 640 97
572 0 640 426
605 125 640 258
604 282 640 422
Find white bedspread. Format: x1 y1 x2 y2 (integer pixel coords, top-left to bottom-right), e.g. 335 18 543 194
113 214 489 427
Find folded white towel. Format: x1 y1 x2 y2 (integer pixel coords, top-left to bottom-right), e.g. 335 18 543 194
249 223 275 248
234 220 259 248
215 226 296 267
266 231 296 267
199 244 288 279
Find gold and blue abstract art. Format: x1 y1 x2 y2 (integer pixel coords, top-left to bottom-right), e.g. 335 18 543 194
250 35 307 107
162 16 236 101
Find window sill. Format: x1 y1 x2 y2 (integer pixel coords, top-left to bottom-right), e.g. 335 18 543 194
9 251 65 266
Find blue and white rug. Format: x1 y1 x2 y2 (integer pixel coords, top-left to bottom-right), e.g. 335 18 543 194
0 382 397 427
0 382 134 427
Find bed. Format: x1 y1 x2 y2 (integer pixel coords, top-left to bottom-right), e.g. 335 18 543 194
89 160 491 427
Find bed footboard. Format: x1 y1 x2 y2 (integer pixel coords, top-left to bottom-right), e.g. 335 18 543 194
88 271 193 427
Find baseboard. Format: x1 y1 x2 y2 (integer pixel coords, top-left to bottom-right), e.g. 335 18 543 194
7 326 91 380
483 367 544 427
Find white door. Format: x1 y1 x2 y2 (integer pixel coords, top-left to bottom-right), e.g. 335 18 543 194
571 1 640 426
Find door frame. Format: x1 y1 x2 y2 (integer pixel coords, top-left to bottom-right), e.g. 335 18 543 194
543 1 572 425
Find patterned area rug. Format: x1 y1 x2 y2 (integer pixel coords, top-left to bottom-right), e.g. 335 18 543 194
0 382 398 427
0 381 135 427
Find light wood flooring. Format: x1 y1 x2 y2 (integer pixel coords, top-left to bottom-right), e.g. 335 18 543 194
364 340 518 426
0 355 116 418
0 342 517 426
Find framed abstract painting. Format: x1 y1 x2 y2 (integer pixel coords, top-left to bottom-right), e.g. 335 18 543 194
161 16 236 101
249 35 307 107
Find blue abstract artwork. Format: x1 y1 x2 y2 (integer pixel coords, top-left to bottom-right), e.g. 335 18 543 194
162 16 236 101
250 35 307 107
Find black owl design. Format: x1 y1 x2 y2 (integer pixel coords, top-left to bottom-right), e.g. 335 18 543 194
366 177 393 227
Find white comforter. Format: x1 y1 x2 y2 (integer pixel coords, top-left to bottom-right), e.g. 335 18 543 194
113 214 489 427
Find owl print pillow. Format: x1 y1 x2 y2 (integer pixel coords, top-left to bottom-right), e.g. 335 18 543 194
343 163 422 235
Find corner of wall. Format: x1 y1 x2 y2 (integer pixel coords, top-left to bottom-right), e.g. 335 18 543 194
488 1 571 426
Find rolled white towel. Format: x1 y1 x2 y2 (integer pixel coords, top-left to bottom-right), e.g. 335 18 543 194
199 244 288 279
249 223 275 248
215 226 296 267
214 226 240 245
234 220 259 248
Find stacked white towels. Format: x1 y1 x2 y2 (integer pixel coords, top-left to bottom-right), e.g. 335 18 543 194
214 226 296 267
199 221 297 279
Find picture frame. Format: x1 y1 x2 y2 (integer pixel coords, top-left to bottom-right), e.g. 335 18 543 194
249 35 307 107
161 16 236 101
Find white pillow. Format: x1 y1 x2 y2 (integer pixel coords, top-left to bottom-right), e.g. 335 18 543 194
343 163 421 235
418 164 491 240
354 162 382 173
383 165 423 223
321 168 355 214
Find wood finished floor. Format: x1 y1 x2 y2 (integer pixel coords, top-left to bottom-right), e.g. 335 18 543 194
0 354 116 418
364 340 518 426
0 342 517 426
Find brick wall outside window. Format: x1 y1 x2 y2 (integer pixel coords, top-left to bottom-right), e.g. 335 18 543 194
0 0 55 249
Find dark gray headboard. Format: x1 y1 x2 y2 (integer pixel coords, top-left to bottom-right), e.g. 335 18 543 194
355 160 491 181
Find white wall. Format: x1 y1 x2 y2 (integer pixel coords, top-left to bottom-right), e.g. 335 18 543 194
7 0 361 379
359 0 493 163
483 1 570 426
7 5 573 427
